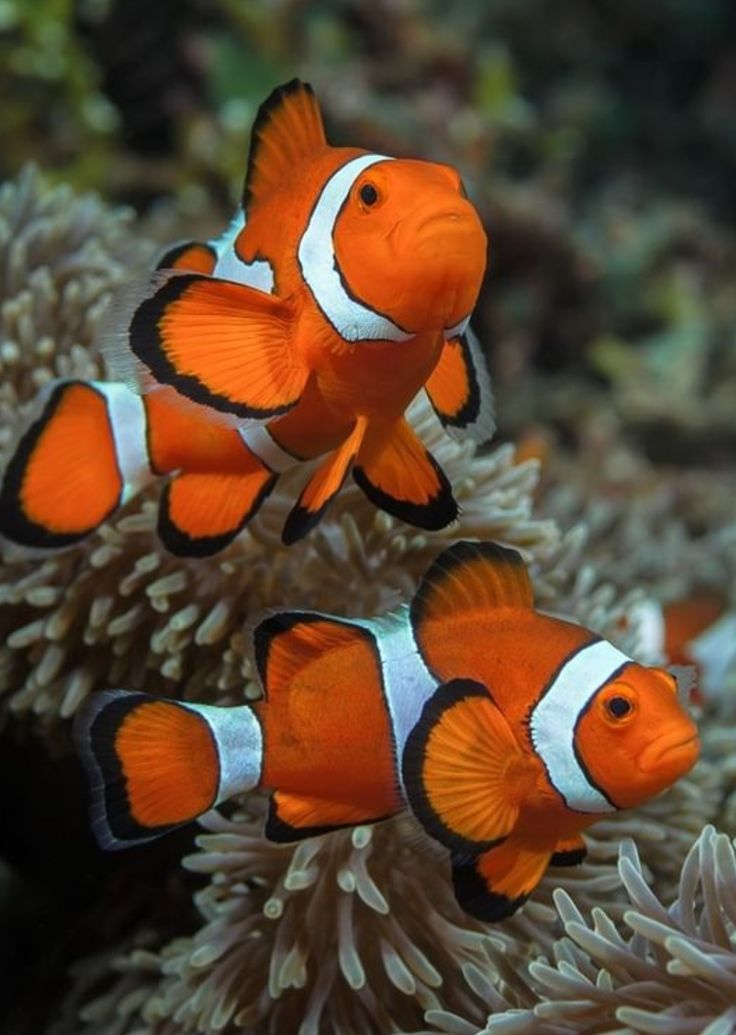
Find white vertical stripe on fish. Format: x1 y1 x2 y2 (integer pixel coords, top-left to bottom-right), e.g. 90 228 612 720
94 382 153 503
529 639 631 813
298 153 414 344
191 703 263 803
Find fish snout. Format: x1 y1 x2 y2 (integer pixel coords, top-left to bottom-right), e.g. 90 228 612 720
407 201 487 326
639 723 700 780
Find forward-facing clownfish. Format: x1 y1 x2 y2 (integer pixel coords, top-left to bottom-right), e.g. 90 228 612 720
0 79 493 556
74 541 699 921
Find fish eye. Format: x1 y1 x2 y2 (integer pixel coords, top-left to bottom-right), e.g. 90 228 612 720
606 695 634 720
359 182 380 207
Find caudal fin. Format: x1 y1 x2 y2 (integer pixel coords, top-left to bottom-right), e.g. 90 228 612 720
353 418 458 531
0 381 151 550
74 690 263 849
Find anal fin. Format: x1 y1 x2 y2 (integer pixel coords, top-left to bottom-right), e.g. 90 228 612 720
265 790 385 843
452 838 551 922
353 418 457 531
550 834 587 867
281 417 367 545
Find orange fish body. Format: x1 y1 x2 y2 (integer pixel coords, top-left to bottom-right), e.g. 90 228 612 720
0 80 493 554
75 542 699 921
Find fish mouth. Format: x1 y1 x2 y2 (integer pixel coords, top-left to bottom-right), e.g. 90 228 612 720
639 733 700 774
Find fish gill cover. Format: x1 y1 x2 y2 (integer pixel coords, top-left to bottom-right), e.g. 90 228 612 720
0 2 735 1034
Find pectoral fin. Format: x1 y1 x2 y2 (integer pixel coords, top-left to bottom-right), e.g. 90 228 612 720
129 273 307 421
402 678 527 855
452 838 552 921
353 418 457 530
425 328 495 443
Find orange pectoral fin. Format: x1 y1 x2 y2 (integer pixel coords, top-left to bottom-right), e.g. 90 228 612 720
159 467 276 557
265 791 386 843
426 329 495 444
353 419 458 531
550 834 587 868
129 273 306 420
0 381 123 549
74 691 220 849
156 240 217 274
281 417 368 545
452 839 552 922
402 679 526 855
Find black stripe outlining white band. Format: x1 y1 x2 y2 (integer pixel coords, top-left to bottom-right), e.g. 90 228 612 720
529 639 631 813
352 607 437 788
297 153 414 344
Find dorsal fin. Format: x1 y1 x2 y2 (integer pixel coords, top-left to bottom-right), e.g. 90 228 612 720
253 610 367 699
243 79 327 210
411 541 534 635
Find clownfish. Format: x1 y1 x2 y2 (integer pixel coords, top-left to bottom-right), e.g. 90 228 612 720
0 79 493 556
628 594 736 705
74 541 699 921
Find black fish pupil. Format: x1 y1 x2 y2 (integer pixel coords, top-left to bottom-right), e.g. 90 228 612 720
360 183 378 205
608 696 631 718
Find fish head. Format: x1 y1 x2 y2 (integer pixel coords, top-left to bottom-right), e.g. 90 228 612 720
574 663 700 810
332 158 487 335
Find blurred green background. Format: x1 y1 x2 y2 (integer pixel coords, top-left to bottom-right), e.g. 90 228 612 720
2 0 735 467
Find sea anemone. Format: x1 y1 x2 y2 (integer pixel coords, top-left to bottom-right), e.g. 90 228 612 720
3 170 735 1035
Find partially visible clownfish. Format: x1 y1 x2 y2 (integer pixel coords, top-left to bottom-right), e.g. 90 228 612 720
0 79 493 556
74 541 699 921
628 594 736 705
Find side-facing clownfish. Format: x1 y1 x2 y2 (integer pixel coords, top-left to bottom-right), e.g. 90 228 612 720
0 79 493 556
74 541 699 921
628 594 736 705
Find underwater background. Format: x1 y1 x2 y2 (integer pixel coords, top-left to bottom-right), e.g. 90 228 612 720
1 1 735 1032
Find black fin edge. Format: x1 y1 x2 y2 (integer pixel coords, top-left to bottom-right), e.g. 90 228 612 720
452 855 529 922
242 79 316 210
157 472 277 558
128 273 297 420
410 540 530 637
433 333 482 429
264 794 392 844
73 690 192 850
401 678 508 856
550 844 587 868
155 240 217 272
352 449 458 531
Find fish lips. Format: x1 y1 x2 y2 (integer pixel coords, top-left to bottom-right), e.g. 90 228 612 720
638 730 700 778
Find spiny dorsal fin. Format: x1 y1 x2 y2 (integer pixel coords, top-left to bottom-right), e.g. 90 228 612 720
243 79 327 210
411 540 534 635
